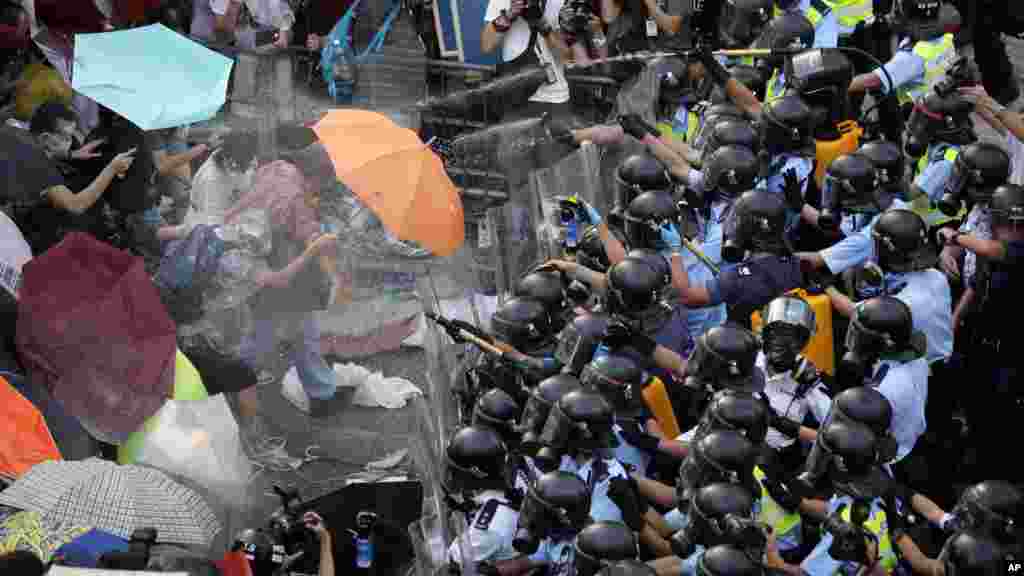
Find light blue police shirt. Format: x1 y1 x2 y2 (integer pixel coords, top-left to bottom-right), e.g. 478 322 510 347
683 198 730 338
528 536 576 576
871 356 930 462
872 38 927 94
819 198 912 274
888 269 954 363
790 0 840 48
576 457 630 523
800 496 890 576
960 203 992 285
914 143 960 203
612 423 652 474
678 544 706 576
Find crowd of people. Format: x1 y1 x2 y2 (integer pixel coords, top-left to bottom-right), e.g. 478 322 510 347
431 0 1024 575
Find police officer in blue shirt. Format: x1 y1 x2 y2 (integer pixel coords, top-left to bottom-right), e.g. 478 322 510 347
582 353 657 476
445 426 522 568
755 10 822 103
518 374 582 485
574 521 642 576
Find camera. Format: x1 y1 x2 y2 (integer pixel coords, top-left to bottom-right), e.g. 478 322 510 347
932 55 975 98
822 500 874 564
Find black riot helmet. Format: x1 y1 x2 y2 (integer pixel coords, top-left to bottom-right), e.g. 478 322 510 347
520 374 583 453
472 389 522 448
616 154 673 200
871 209 935 273
697 390 771 445
719 0 774 49
624 191 681 251
721 189 788 263
798 419 885 499
896 0 944 41
938 143 1012 216
830 387 898 463
535 389 619 470
693 103 748 150
990 184 1024 229
578 225 611 272
761 295 816 372
232 529 281 576
836 296 916 392
606 257 668 318
491 297 555 355
705 121 762 158
753 12 815 70
626 248 672 288
555 312 611 376
857 141 906 201
819 153 881 231
671 482 758 558
903 92 976 159
760 95 814 156
677 430 759 506
445 426 508 492
949 481 1022 545
513 471 591 554
728 65 767 102
575 522 640 576
515 269 570 328
581 354 647 416
702 145 761 203
938 532 1014 576
686 325 765 393
698 544 766 576
599 560 658 576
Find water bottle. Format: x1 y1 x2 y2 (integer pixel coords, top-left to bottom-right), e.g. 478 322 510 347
355 511 376 569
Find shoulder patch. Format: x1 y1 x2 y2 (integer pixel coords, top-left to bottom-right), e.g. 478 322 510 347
738 266 753 277
475 499 500 530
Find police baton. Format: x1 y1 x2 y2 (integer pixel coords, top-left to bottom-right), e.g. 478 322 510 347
682 238 721 276
424 312 506 357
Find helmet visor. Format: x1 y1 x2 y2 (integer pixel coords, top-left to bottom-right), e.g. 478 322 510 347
580 363 642 412
823 173 873 213
844 315 892 357
763 297 817 338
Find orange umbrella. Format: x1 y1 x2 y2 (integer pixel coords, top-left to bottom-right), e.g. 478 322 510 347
312 109 465 257
0 376 61 478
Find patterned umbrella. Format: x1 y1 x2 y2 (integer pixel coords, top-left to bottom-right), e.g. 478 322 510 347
0 459 220 547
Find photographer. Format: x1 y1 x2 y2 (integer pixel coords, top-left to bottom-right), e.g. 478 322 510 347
561 0 682 65
960 85 1024 186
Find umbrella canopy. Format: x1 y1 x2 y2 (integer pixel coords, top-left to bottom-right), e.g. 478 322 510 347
0 376 61 479
0 459 221 546
0 125 66 208
71 24 233 131
312 109 465 257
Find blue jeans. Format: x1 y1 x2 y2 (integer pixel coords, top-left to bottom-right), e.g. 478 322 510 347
239 312 337 400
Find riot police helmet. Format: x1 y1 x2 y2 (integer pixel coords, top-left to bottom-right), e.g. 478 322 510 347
575 522 640 576
624 190 681 251
761 295 816 372
515 269 570 327
951 481 1022 545
990 184 1024 228
598 560 658 576
871 209 936 272
753 12 815 69
760 95 815 156
555 312 612 376
904 91 976 159
578 225 611 272
721 190 788 263
491 297 555 354
626 248 672 287
686 325 765 393
847 296 915 357
705 120 762 158
702 145 761 202
698 544 766 576
677 430 760 505
445 426 508 491
821 153 882 230
831 387 898 462
472 388 522 446
719 0 774 49
559 389 620 449
699 390 771 445
938 531 1012 576
514 471 591 553
606 257 668 318
616 154 673 195
581 353 647 416
520 374 583 450
939 143 1011 215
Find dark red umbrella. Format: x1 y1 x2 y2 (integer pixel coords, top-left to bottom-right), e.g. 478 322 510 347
15 233 176 443
34 0 107 37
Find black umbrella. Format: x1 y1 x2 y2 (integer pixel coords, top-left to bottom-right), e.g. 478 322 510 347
0 125 66 208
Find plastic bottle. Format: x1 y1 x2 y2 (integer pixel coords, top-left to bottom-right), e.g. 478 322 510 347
355 511 376 569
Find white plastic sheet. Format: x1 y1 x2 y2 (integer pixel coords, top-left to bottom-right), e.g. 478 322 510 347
136 396 253 510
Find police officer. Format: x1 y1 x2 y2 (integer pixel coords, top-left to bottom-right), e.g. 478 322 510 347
555 311 612 377
848 0 956 107
938 184 1024 484
674 190 807 328
772 420 901 574
754 10 820 103
681 544 769 576
490 296 562 382
581 353 657 475
445 426 521 568
610 154 675 236
717 0 775 68
501 471 591 576
944 481 1023 551
773 0 840 52
828 297 930 484
473 388 523 450
518 373 582 482
808 387 901 466
578 225 612 273
514 268 572 332
575 521 640 576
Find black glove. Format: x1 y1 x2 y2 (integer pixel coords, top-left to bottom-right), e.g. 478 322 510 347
782 169 805 213
608 477 646 532
761 475 803 512
698 47 731 87
772 413 802 439
619 113 659 141
792 356 821 393
604 321 658 357
881 497 907 543
619 428 661 454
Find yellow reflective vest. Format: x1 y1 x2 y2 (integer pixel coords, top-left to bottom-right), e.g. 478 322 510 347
766 68 786 103
834 499 898 574
896 34 957 106
658 106 701 144
773 1 828 26
753 467 802 537
912 147 965 227
821 0 872 29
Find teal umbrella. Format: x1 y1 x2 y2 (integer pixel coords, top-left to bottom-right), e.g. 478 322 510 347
71 24 234 131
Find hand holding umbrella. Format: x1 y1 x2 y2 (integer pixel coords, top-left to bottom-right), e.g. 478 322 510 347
108 148 136 179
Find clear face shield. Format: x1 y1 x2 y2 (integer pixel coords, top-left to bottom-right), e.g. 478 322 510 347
762 298 816 372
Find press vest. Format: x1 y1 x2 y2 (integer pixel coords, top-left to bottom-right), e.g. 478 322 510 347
913 147 965 227
835 500 898 574
821 0 872 29
897 34 956 106
753 467 801 536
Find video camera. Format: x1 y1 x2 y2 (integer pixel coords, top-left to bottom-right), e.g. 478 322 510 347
821 499 877 565
932 55 977 98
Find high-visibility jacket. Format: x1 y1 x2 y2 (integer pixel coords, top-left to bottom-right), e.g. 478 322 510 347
774 0 830 26
896 34 957 106
834 499 898 574
753 467 802 537
913 146 965 228
821 0 872 29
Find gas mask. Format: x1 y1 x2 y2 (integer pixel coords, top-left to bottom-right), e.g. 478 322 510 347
721 207 772 264
761 298 816 373
836 316 891 392
670 492 762 559
902 103 936 160
683 337 749 393
933 531 1015 576
623 214 670 252
795 424 879 497
676 452 746 508
937 155 986 217
513 480 588 554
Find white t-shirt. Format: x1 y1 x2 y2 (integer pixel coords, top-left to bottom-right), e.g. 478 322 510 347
1008 131 1024 186
484 0 569 104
